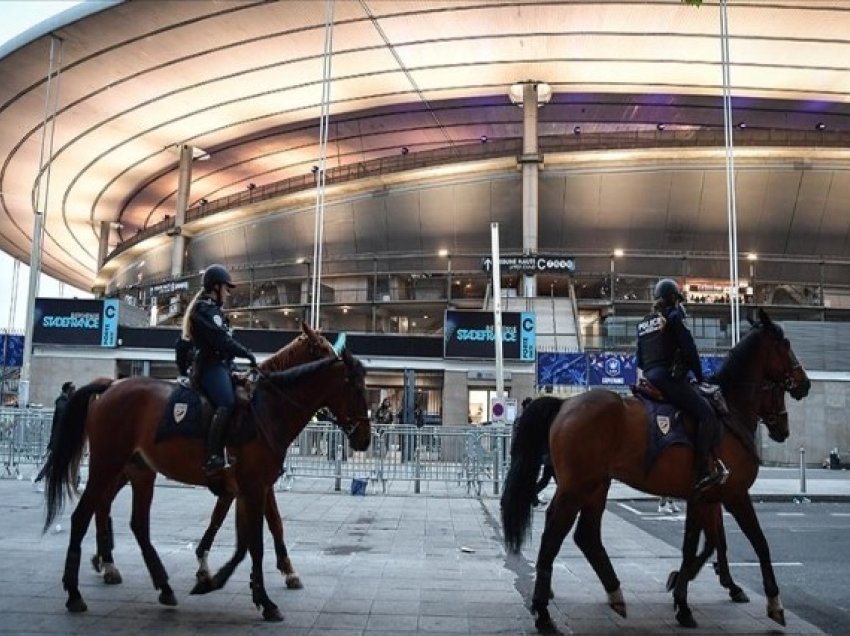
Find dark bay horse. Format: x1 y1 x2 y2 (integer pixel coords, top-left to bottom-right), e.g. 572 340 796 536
502 308 810 632
41 330 371 622
88 323 336 590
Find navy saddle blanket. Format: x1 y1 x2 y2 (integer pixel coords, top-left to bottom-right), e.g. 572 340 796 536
156 383 255 445
634 395 691 472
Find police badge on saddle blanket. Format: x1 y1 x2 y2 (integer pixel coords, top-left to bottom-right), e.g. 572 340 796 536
656 414 671 436
173 403 188 423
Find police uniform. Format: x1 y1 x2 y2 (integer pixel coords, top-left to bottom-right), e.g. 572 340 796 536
190 295 253 411
189 263 256 476
636 282 723 489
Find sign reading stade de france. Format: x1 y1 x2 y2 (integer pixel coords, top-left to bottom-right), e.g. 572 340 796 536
444 310 536 362
33 298 119 347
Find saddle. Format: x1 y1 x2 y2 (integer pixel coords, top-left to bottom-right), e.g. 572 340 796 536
630 379 729 474
155 373 254 445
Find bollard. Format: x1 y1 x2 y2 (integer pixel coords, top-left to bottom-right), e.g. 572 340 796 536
493 434 501 496
334 443 343 492
799 446 806 494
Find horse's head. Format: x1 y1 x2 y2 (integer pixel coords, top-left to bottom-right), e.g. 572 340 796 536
754 308 811 401
259 321 336 371
326 347 372 451
758 379 789 443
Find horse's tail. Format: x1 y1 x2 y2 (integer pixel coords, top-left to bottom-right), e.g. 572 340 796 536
501 396 564 553
42 379 113 533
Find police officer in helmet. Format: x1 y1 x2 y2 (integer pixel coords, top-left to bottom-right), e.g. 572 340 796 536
187 264 257 477
636 278 728 491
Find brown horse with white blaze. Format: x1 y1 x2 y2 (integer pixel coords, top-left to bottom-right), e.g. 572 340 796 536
501 308 810 632
41 326 371 622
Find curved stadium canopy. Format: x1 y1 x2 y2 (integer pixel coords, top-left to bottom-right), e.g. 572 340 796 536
1 0 850 291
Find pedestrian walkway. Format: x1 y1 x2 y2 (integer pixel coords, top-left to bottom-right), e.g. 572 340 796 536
1 470 844 635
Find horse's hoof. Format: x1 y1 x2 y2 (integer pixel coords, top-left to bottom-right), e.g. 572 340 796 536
90 555 102 573
729 587 750 603
66 597 88 613
284 574 303 589
159 590 178 606
675 604 697 628
665 570 679 592
768 608 785 626
190 579 213 595
103 571 122 585
607 588 627 618
195 569 211 584
263 606 284 622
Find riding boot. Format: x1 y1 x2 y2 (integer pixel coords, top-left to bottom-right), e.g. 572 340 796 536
204 407 230 476
694 419 723 492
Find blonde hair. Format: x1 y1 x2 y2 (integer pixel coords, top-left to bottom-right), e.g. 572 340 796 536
181 290 204 340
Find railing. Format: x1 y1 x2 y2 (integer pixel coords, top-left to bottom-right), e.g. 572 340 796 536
0 407 52 479
284 424 512 497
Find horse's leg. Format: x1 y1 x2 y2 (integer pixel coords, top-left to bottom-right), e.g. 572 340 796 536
572 480 625 617
63 486 102 612
531 488 581 633
126 467 177 606
671 501 709 628
246 487 282 621
92 472 129 585
195 492 233 583
711 505 749 603
265 489 302 589
724 495 783 625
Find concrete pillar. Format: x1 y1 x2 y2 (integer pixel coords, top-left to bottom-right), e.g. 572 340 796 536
518 82 546 298
170 144 192 279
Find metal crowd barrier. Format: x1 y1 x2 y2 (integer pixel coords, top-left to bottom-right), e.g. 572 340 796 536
0 409 515 497
0 407 53 479
283 424 513 496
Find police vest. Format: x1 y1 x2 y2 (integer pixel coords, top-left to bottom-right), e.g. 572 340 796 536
637 311 675 371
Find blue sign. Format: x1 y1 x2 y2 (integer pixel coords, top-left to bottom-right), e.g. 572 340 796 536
444 310 535 362
0 334 24 368
588 352 638 386
519 312 536 362
33 298 120 348
101 299 119 347
537 352 587 387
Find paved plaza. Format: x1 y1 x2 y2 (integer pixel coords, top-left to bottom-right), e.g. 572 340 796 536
0 468 843 635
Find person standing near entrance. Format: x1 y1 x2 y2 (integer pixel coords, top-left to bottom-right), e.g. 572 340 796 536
47 381 75 452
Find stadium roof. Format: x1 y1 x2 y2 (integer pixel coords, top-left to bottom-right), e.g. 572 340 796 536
2 0 850 290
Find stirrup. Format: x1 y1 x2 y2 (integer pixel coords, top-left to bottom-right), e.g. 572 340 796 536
695 460 729 492
204 455 226 476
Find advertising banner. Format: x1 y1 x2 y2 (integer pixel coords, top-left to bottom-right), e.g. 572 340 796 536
33 298 120 347
444 310 536 361
0 334 24 367
537 352 587 387
587 352 638 386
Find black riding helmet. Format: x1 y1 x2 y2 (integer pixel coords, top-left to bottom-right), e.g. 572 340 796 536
202 264 235 292
654 278 684 303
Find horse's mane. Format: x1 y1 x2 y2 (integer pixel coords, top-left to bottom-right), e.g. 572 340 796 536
712 320 784 389
259 332 332 373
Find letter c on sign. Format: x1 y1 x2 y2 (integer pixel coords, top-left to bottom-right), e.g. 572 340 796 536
522 317 534 331
105 305 116 319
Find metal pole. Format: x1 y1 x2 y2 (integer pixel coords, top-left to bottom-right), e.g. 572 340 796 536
799 446 807 494
720 0 740 344
310 0 335 330
491 223 504 398
20 36 63 408
521 83 539 299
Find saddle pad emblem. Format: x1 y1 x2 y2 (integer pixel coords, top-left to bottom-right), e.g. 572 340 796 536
656 415 671 436
173 402 188 423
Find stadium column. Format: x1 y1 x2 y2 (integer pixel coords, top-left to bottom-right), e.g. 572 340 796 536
170 144 192 280
514 81 550 298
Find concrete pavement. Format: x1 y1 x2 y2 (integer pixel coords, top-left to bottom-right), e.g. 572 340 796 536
0 466 846 635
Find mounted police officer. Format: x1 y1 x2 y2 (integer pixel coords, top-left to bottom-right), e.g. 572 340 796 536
636 278 728 492
186 264 257 476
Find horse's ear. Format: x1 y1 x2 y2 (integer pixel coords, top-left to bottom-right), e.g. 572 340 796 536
758 307 772 328
302 321 317 339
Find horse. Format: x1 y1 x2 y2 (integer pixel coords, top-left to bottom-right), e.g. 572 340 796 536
501 308 810 633
87 323 336 590
41 327 371 622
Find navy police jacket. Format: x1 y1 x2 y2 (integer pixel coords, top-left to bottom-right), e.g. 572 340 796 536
636 305 703 382
189 295 252 370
